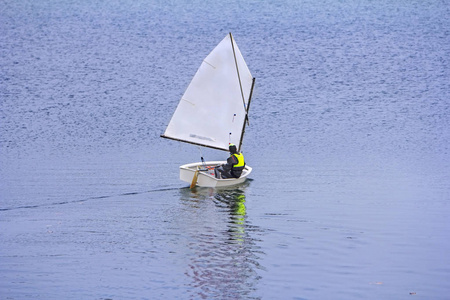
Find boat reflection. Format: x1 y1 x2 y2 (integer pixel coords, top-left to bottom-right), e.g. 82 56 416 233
179 181 264 299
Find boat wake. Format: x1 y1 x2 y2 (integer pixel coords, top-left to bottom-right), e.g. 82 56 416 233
0 187 182 212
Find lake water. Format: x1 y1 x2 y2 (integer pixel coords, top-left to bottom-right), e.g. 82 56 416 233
1 0 449 299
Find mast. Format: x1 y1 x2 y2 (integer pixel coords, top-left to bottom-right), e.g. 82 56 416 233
230 32 247 112
238 77 256 153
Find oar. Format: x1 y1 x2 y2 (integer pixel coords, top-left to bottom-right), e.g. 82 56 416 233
190 170 199 189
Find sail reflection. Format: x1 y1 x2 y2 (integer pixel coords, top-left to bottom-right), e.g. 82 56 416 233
179 182 263 299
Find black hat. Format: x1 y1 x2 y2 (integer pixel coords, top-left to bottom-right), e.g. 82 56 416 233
229 143 237 153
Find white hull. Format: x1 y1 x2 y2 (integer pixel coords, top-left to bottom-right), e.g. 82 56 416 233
180 161 252 188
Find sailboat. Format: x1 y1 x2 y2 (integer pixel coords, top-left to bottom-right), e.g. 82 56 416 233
161 33 255 188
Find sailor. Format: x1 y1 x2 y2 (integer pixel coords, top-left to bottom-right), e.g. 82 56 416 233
215 143 245 179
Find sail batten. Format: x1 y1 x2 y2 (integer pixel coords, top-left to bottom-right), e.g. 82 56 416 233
162 33 254 152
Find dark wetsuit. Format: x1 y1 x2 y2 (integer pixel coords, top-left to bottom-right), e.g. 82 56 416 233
215 152 245 179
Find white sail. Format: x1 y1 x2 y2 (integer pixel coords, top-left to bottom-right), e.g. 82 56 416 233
162 33 254 151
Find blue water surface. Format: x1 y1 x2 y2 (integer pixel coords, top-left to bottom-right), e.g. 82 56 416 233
1 0 449 299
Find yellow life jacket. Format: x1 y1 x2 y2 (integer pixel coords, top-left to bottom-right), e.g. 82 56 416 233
232 152 245 168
